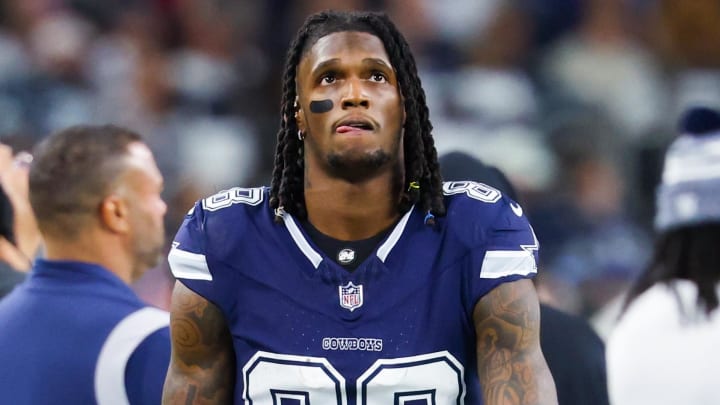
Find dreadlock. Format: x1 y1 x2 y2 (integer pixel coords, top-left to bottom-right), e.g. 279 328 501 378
268 10 445 224
623 224 720 316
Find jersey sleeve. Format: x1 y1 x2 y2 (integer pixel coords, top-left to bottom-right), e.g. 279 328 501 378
124 328 171 405
167 201 227 306
168 188 262 311
468 196 539 304
168 201 209 279
94 307 169 405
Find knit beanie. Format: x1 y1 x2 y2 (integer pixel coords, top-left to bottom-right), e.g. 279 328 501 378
655 106 720 231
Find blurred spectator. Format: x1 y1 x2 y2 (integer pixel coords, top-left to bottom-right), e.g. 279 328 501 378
649 0 720 117
540 0 669 140
0 144 40 299
428 1 558 194
531 112 652 315
607 106 720 404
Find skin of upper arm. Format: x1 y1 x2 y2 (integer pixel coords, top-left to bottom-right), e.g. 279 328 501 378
473 278 558 405
162 281 235 405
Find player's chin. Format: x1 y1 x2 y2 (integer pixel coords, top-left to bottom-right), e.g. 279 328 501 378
326 152 395 183
328 149 390 169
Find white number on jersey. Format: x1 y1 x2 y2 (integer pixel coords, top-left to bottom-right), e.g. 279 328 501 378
242 351 465 405
443 181 501 203
202 187 264 211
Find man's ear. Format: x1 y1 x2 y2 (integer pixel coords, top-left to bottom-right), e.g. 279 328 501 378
99 195 129 233
294 97 306 132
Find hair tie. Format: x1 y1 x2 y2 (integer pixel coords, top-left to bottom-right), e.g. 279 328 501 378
423 211 435 225
274 206 286 218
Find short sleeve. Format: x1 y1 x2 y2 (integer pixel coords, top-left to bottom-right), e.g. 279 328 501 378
167 195 246 312
468 197 539 302
167 201 223 304
168 201 210 281
94 307 169 405
124 328 171 405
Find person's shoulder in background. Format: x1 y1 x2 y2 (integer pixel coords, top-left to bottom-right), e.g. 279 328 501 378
541 304 609 405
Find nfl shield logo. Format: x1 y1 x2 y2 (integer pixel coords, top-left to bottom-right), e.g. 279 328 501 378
339 281 363 311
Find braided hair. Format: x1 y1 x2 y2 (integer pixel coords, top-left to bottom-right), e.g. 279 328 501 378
269 10 445 224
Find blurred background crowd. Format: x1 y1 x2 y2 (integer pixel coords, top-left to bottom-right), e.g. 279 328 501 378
1 0 718 337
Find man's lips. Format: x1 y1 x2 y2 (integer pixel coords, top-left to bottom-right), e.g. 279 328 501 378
333 116 375 133
336 125 371 134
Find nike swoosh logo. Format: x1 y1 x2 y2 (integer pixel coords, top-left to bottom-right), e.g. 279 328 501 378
510 202 523 217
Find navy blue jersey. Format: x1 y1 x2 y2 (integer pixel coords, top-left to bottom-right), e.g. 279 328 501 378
0 260 170 405
169 181 538 404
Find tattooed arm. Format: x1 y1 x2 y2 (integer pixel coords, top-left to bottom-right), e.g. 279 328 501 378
474 278 558 405
162 282 235 404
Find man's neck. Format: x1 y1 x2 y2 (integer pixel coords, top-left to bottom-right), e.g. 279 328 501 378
304 175 401 241
42 232 133 284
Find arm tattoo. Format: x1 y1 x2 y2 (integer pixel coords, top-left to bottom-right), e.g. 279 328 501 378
474 279 557 405
163 282 236 404
171 290 226 369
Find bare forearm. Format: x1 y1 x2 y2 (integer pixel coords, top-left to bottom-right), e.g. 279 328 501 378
163 282 235 404
162 364 233 405
478 347 556 404
475 279 558 405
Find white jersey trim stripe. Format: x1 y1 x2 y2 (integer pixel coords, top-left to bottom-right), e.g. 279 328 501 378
480 250 537 279
376 206 414 262
168 248 213 281
283 214 323 269
94 307 169 405
282 205 414 268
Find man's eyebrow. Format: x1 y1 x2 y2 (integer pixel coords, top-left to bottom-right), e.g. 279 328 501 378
362 58 392 69
311 58 341 73
311 58 393 73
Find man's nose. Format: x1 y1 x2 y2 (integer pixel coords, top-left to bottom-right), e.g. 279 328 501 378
341 78 369 109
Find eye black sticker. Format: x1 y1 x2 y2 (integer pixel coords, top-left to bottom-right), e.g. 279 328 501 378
309 99 333 113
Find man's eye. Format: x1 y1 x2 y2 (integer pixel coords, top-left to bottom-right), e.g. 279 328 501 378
320 74 336 84
371 72 387 82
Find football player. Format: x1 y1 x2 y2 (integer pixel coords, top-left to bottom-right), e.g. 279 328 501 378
164 10 557 405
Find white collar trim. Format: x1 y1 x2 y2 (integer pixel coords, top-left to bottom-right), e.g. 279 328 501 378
376 205 414 262
282 205 415 269
283 213 323 268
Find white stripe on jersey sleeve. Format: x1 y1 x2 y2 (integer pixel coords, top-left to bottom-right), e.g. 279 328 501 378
94 307 169 405
168 247 213 281
480 250 537 279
